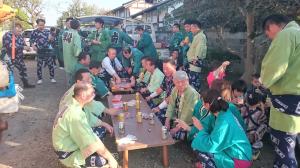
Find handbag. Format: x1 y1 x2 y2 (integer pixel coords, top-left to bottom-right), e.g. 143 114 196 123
0 84 24 114
0 61 9 88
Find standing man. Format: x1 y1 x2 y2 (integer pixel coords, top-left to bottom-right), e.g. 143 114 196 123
87 17 110 62
62 19 82 85
30 19 56 84
169 23 183 52
57 17 73 69
135 26 158 60
186 20 207 92
181 19 193 67
120 47 145 77
261 14 300 168
109 20 133 58
2 23 35 88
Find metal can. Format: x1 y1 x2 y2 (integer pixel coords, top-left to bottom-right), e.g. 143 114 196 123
119 122 125 134
136 112 142 123
118 113 125 122
149 113 155 125
123 102 128 112
136 100 140 110
161 126 168 140
135 92 140 101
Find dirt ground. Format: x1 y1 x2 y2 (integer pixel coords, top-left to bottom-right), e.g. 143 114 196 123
0 60 298 168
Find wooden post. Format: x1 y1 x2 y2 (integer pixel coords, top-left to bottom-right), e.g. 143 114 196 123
123 150 129 168
162 146 169 167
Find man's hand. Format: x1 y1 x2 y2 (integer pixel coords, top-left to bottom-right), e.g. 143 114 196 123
108 157 118 168
145 96 152 101
156 88 163 94
92 40 100 45
140 88 147 93
152 107 160 113
175 119 190 131
170 127 180 136
106 108 118 116
126 67 132 75
192 117 203 131
115 76 121 84
102 122 114 136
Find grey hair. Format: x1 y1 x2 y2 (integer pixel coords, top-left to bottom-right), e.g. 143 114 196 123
173 71 189 81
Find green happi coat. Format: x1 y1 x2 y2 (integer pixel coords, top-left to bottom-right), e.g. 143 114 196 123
109 28 133 50
58 28 68 65
90 74 109 98
187 30 207 72
191 110 252 168
182 31 193 65
261 21 300 133
59 85 106 127
188 101 246 140
87 29 111 62
169 32 183 51
62 29 82 74
136 32 158 60
52 98 104 168
147 68 165 93
166 85 199 125
120 48 145 77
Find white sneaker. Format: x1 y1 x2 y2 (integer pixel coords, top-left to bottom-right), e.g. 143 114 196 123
37 80 43 84
50 79 57 83
59 67 64 70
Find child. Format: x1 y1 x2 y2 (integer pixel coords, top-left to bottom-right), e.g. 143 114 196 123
248 73 272 120
207 61 230 88
191 89 252 168
231 79 247 109
241 91 268 160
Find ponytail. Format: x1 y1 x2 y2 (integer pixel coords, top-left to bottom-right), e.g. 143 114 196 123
202 89 229 113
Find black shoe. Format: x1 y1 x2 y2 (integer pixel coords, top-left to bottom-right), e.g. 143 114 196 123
22 79 35 89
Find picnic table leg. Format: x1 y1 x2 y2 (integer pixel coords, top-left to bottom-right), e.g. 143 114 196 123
123 150 129 168
162 145 169 167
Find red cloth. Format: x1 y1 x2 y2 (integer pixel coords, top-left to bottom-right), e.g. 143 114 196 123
234 159 252 168
207 70 225 88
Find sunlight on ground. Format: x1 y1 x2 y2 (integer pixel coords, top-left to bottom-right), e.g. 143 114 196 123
19 105 46 112
4 140 22 147
0 163 12 168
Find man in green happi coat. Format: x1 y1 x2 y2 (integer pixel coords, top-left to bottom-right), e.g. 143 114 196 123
87 18 111 62
135 26 158 60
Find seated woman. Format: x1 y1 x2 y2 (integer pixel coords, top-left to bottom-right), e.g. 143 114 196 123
176 79 246 141
191 89 252 168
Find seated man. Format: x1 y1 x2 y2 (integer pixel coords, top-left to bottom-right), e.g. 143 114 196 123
101 47 124 87
89 61 110 99
120 47 145 78
59 69 117 140
135 56 151 89
165 71 200 141
146 58 176 125
53 83 118 168
70 51 90 84
139 57 165 98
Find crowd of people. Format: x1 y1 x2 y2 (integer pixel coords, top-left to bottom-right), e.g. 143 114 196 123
0 13 299 168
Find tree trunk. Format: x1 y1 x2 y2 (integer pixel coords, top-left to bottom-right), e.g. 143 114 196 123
241 11 255 83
